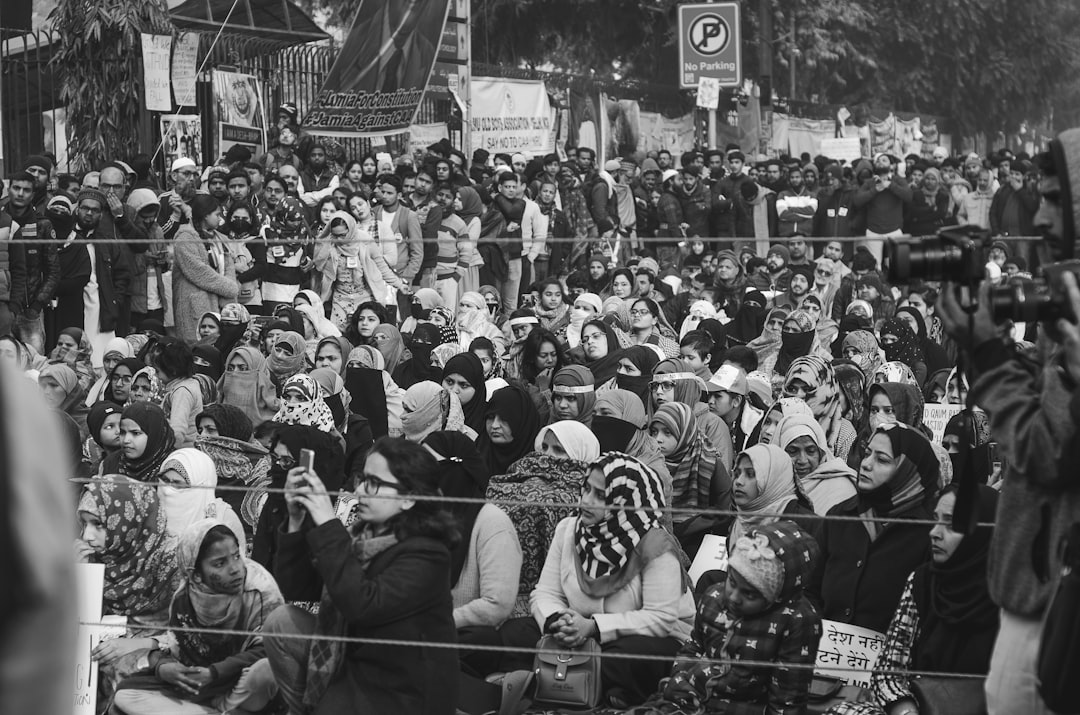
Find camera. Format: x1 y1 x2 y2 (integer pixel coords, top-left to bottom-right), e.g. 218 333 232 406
884 226 988 285
990 260 1080 323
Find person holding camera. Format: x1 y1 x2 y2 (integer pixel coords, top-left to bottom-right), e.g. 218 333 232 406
853 153 913 266
937 138 1080 715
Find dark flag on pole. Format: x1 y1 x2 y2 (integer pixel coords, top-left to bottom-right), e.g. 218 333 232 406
303 0 451 137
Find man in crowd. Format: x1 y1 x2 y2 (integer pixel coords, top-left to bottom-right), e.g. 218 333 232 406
853 153 912 264
958 167 996 229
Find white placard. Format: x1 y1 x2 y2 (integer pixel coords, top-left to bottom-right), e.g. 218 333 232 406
469 77 555 154
696 76 721 110
140 33 173 112
688 534 728 585
172 32 200 107
922 403 962 446
819 137 863 165
814 619 886 687
74 563 105 715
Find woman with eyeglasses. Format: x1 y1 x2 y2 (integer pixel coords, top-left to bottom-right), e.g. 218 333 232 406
628 298 679 358
809 423 941 635
263 437 460 715
250 424 344 569
649 358 733 469
782 355 858 463
568 319 623 390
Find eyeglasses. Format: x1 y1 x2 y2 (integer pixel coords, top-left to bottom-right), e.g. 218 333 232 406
272 453 297 470
649 380 677 392
815 268 833 277
629 309 651 318
582 332 605 343
111 374 133 384
359 475 402 495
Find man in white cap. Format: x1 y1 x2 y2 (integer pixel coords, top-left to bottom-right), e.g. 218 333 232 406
159 156 200 241
705 364 762 453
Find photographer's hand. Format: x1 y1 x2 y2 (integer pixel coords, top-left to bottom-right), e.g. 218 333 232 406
1056 272 1080 384
937 279 998 348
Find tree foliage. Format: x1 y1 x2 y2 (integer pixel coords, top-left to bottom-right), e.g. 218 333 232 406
50 0 174 172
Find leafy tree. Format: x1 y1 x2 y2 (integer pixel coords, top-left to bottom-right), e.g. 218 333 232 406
50 0 174 172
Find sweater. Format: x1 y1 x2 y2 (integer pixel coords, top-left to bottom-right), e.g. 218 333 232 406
530 517 696 643
853 177 912 234
451 504 522 628
435 212 471 280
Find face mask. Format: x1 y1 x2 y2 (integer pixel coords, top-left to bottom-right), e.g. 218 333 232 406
571 307 590 324
48 210 75 236
230 218 253 233
411 302 430 320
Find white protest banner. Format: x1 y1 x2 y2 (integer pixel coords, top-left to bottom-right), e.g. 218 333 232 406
172 32 200 107
140 33 173 112
408 122 449 161
688 534 728 585
819 137 863 165
75 563 105 715
469 78 555 154
697 76 721 110
814 619 886 687
922 403 962 445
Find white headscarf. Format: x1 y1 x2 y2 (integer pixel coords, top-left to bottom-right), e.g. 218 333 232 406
535 420 601 462
158 448 218 537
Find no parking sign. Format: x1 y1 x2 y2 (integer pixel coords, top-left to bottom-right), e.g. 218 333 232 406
678 2 742 89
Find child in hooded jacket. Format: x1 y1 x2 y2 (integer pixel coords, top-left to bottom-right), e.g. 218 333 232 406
661 520 822 715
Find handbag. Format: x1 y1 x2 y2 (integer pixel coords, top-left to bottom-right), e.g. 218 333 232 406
532 635 602 710
910 675 987 715
1037 521 1080 712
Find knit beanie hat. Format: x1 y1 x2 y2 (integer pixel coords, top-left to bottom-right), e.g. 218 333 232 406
852 247 877 272
856 273 884 293
641 157 661 174
728 531 786 604
77 188 108 208
767 244 790 263
22 154 53 172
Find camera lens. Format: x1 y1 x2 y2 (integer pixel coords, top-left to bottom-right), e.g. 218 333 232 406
885 234 980 284
990 282 1066 323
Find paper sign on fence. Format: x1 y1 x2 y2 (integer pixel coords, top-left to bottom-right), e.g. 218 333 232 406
75 563 105 715
922 403 962 445
814 619 886 687
688 534 728 585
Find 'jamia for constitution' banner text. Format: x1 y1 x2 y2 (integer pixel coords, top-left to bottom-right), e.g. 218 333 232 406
303 0 450 137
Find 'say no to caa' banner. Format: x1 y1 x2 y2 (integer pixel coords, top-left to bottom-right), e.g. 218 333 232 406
303 0 450 136
470 78 555 153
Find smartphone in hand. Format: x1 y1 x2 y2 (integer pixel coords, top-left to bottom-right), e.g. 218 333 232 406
300 448 315 473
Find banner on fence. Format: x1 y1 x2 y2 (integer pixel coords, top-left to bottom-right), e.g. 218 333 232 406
172 32 200 107
814 619 886 687
819 137 863 164
469 78 555 154
140 33 172 112
303 0 451 136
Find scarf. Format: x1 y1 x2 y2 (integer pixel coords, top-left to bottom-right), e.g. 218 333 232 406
402 380 469 442
218 346 279 426
373 323 407 374
430 306 460 345
313 210 389 302
578 320 622 384
442 352 488 433
842 329 885 379
615 345 661 408
880 317 926 373
648 358 708 417
457 187 484 224
266 331 308 381
192 344 224 381
424 431 490 585
194 434 271 528
774 412 857 515
868 382 925 429
731 444 800 545
574 452 679 597
552 365 596 425
478 384 541 475
128 365 166 406
40 361 89 417
158 447 218 536
87 400 122 450
535 421 601 462
99 401 176 482
859 424 940 530
783 354 844 453
315 336 354 377
728 291 768 346
77 476 180 616
650 402 716 517
273 374 337 433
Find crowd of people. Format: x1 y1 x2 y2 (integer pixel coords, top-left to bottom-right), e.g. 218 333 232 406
4 102 1072 715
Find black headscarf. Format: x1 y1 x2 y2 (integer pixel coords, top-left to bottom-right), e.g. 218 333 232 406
192 344 224 381
911 484 999 674
396 323 442 388
423 431 489 585
579 319 622 385
727 290 768 346
477 384 541 476
896 306 951 375
880 317 926 374
344 366 389 438
442 353 488 434
271 306 307 337
195 403 254 441
615 345 660 409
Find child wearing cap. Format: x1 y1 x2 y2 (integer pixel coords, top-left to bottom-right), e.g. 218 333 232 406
660 521 822 713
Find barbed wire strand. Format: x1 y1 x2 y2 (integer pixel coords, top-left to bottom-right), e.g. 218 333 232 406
70 476 998 529
79 619 983 680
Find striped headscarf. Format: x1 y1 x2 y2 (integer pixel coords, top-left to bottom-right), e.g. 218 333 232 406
271 374 336 433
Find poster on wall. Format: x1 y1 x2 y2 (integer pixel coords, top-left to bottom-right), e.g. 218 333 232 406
160 114 204 169
469 78 555 154
214 70 266 162
172 32 200 107
140 33 173 112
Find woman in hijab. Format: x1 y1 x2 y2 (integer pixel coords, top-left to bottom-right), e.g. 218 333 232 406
782 355 858 462
313 335 354 377
457 190 486 293
712 249 748 321
615 345 662 409
895 305 951 377
346 345 405 438
593 389 673 508
878 317 928 387
747 307 788 376
842 329 886 381
86 336 135 405
628 297 679 358
215 303 251 357
569 319 622 389
650 358 732 465
112 519 283 715
266 330 309 388
725 290 769 348
729 443 814 546
194 403 271 531
678 300 719 341
76 476 182 626
833 359 869 437
423 431 521 631
192 344 224 381
813 423 940 633
49 326 95 391
478 384 541 476
753 396 816 446
373 323 408 379
100 401 177 482
219 346 279 427
550 365 596 425
429 305 460 346
272 373 337 434
294 290 344 362
395 323 443 388
486 420 600 616
771 310 820 378
923 368 950 404
80 401 123 479
157 447 236 538
869 361 921 390
469 336 503 386
498 453 696 707
312 210 399 332
648 402 731 552
831 485 999 715
775 413 858 516
38 362 91 440
401 380 474 443
456 291 507 356
442 352 489 435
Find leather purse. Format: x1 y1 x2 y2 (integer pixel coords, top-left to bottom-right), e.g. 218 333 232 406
532 635 602 710
910 676 987 715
